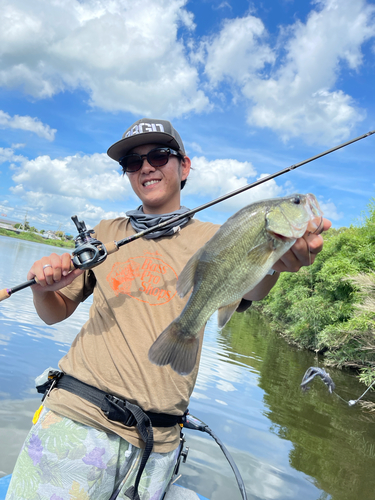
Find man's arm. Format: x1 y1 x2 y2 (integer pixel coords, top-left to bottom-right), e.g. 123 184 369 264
243 272 280 301
31 289 79 325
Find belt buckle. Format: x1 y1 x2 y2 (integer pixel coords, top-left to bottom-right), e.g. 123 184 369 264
105 394 137 427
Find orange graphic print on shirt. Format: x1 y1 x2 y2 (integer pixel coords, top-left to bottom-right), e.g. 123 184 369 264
106 251 178 306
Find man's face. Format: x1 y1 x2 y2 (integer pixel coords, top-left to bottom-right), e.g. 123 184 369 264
126 143 191 214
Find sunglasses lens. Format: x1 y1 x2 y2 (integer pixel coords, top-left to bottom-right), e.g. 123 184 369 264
120 148 177 172
122 155 142 172
148 149 170 167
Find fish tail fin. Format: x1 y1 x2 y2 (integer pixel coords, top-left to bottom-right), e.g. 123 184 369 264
148 322 200 376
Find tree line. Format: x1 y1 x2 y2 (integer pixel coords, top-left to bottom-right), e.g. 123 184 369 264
14 222 74 241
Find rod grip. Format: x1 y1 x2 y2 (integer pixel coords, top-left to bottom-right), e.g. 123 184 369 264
0 288 10 302
104 241 119 255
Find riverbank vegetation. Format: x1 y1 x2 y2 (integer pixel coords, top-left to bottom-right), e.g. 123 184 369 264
0 228 75 248
254 199 375 397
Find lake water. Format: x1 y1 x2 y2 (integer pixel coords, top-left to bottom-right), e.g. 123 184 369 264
1 235 375 499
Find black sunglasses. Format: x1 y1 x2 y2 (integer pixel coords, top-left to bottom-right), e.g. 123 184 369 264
119 147 183 173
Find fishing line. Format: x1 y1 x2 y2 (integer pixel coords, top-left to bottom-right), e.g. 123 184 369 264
347 379 375 407
304 218 323 360
330 379 375 407
311 267 319 366
333 391 350 405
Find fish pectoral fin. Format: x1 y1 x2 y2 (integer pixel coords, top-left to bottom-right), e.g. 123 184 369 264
177 246 206 298
217 300 242 329
247 240 274 266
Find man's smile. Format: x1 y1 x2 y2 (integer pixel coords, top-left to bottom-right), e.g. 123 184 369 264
143 179 161 187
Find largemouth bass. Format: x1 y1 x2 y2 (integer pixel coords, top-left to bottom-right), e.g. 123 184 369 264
148 193 323 375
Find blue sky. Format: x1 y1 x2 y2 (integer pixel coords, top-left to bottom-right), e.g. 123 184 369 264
0 0 374 234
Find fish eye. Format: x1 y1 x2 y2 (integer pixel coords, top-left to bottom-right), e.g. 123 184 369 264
292 196 301 205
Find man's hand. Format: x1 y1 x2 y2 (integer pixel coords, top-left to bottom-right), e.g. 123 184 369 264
28 253 84 294
26 253 83 324
272 218 332 273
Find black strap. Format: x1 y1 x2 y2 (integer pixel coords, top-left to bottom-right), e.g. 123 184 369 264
107 400 153 500
41 374 182 427
123 401 153 500
39 373 182 500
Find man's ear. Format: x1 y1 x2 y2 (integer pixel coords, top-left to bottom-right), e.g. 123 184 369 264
181 156 191 181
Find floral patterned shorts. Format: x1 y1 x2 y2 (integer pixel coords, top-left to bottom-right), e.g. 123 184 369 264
6 407 180 500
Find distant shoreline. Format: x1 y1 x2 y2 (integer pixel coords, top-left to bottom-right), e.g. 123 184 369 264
0 228 75 249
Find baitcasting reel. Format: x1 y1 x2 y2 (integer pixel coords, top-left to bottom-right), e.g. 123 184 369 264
71 216 108 270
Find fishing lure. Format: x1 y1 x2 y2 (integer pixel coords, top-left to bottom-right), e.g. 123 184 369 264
300 366 336 394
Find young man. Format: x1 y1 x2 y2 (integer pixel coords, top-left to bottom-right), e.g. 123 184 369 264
6 118 331 500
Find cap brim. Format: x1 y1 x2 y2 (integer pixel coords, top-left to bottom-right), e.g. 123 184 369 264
107 132 181 161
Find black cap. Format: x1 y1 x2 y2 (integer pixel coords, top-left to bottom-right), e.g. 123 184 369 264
107 118 185 161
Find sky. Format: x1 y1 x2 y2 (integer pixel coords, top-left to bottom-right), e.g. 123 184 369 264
0 0 374 234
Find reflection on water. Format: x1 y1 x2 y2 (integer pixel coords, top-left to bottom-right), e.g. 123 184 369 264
0 236 92 400
1 236 375 499
215 311 375 500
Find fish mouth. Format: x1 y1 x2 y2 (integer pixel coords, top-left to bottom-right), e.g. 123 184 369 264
268 215 323 241
268 231 296 242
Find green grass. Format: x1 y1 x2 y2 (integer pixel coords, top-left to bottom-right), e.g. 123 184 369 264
0 228 75 249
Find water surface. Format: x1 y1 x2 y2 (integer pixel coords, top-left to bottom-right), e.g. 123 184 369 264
1 235 375 499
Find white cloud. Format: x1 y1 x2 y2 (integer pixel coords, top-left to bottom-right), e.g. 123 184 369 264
245 0 375 143
0 201 13 218
0 146 26 165
0 110 56 140
8 150 134 229
187 141 203 154
186 156 283 212
0 0 209 117
318 199 343 221
204 15 275 84
203 0 375 144
187 156 256 195
10 189 128 230
214 2 232 11
11 152 131 201
1 0 373 146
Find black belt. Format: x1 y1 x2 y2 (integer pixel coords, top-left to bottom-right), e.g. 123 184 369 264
37 372 183 500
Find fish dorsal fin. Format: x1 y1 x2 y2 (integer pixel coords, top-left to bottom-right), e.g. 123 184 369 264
247 240 274 266
177 246 206 298
217 299 242 329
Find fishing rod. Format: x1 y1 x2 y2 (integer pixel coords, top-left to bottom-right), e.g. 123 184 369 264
1 128 374 303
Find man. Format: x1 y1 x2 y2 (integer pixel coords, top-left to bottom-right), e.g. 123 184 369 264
6 118 331 500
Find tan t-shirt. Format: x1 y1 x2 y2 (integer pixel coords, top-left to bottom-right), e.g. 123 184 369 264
45 217 219 452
